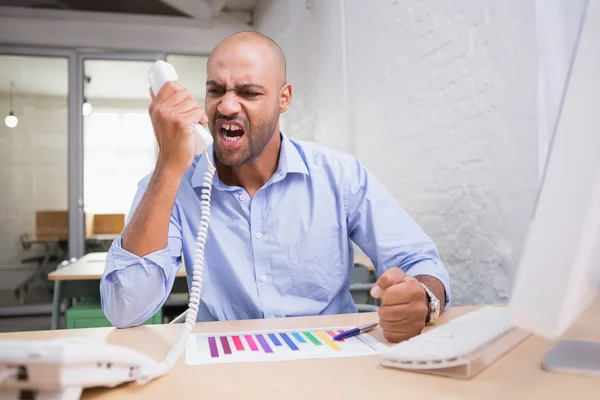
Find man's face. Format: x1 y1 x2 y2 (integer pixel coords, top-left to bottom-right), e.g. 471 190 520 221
205 41 283 167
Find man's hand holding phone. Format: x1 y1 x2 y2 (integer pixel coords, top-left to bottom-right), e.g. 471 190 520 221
148 82 208 176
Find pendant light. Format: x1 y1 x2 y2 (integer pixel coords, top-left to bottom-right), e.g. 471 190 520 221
5 81 18 128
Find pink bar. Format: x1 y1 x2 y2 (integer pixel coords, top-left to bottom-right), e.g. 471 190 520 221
232 335 244 351
244 335 259 351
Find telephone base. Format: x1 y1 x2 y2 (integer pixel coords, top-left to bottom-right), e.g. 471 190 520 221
0 386 82 400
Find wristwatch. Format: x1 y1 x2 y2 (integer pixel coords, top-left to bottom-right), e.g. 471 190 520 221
419 282 440 325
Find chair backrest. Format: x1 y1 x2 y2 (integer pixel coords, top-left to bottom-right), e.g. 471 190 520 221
350 263 378 310
35 210 69 240
91 214 125 235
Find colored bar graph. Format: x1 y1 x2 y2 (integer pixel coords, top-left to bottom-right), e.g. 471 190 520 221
292 332 306 343
220 336 232 354
244 335 259 351
268 333 282 346
208 336 219 358
303 332 322 345
256 334 273 353
232 335 244 351
315 331 341 350
279 333 299 350
326 330 343 341
188 327 388 365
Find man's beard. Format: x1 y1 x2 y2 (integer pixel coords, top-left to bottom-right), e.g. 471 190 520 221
214 109 279 167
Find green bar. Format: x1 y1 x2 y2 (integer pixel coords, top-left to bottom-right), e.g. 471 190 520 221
303 332 322 345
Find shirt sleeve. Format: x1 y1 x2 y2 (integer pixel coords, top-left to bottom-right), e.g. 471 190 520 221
345 158 452 307
100 180 184 328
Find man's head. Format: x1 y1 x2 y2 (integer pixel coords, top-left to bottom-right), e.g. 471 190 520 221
205 31 291 167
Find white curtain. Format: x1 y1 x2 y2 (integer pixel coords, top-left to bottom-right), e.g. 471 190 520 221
535 0 589 178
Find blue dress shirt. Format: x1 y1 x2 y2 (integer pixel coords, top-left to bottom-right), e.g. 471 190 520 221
100 133 451 328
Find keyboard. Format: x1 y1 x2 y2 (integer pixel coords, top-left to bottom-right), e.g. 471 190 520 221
380 306 531 379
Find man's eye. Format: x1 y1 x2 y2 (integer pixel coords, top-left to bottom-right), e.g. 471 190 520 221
208 88 225 94
242 91 260 97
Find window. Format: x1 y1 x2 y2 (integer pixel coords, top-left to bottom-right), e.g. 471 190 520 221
84 109 156 217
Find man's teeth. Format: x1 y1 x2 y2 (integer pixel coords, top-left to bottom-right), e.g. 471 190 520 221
224 134 241 142
222 123 243 142
223 124 241 131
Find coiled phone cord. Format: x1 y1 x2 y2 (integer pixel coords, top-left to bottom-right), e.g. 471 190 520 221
137 155 216 384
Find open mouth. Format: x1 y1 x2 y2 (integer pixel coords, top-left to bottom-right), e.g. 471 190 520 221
220 123 245 143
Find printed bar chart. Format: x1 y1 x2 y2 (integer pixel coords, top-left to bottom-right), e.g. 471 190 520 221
186 326 387 365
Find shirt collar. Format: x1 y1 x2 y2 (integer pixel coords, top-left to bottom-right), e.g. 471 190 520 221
190 132 308 189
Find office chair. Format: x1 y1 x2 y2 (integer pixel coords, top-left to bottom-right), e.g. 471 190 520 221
350 261 379 312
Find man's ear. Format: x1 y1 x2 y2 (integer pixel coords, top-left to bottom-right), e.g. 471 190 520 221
279 83 292 113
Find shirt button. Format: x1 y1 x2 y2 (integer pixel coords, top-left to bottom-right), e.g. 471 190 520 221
255 232 262 239
239 194 245 201
260 275 267 282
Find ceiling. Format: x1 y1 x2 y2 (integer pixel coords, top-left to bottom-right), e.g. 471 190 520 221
0 0 189 16
0 54 209 100
0 0 258 17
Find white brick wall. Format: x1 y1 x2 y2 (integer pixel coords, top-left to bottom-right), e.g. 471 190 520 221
256 0 539 305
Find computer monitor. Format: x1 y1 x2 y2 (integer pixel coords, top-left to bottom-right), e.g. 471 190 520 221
508 0 600 375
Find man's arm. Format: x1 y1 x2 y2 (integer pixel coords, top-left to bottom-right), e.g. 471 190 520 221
100 170 184 328
345 158 451 306
101 80 208 328
344 157 451 342
121 165 181 256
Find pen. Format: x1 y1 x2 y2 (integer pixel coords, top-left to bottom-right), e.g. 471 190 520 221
333 322 378 341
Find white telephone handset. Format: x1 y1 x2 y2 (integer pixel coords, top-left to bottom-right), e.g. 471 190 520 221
0 61 216 400
147 60 214 155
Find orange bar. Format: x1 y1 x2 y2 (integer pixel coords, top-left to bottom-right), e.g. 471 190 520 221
315 331 341 350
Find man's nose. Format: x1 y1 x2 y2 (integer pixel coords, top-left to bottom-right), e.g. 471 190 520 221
217 91 242 116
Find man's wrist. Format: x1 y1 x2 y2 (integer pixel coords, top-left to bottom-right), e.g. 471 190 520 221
415 275 446 312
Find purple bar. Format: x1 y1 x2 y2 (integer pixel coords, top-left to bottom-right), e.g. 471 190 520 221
208 336 219 358
255 334 273 353
220 336 232 355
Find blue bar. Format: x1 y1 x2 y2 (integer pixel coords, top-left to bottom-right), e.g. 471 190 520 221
279 333 299 351
292 332 306 343
268 333 282 346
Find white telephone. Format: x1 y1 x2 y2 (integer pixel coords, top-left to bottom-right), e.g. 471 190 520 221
0 61 216 400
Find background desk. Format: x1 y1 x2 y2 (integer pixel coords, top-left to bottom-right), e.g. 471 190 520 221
47 253 187 330
1 303 599 399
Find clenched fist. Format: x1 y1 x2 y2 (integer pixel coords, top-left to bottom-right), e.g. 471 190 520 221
149 81 209 175
370 267 429 343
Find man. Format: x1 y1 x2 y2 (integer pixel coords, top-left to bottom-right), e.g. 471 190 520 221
100 31 451 343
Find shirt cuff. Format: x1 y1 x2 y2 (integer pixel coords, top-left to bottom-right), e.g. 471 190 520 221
405 260 452 307
103 236 175 282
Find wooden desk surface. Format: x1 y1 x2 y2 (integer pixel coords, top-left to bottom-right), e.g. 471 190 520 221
1 302 599 399
47 252 186 281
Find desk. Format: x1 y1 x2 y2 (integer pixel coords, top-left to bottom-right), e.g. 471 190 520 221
16 235 119 303
47 253 187 330
1 303 599 399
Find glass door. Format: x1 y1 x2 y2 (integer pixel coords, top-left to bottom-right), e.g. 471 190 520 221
0 47 74 304
77 52 163 255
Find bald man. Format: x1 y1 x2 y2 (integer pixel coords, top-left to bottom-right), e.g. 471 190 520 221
100 32 451 343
